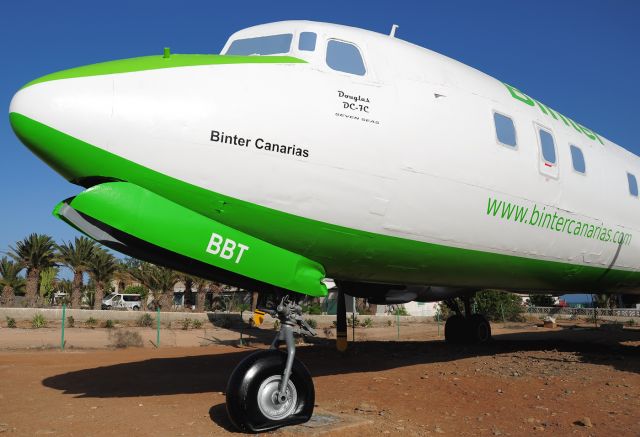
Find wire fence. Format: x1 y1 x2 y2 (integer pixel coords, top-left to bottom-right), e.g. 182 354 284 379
527 306 640 318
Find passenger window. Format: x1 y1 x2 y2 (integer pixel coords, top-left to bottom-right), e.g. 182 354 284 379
628 173 638 197
299 32 317 51
493 112 517 147
326 40 366 76
226 34 293 56
538 128 557 165
569 145 586 174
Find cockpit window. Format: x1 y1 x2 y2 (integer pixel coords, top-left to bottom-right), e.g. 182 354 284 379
326 40 366 76
298 32 317 51
226 34 293 56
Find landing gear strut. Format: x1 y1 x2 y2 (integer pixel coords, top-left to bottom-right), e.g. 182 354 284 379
444 295 491 344
226 296 317 432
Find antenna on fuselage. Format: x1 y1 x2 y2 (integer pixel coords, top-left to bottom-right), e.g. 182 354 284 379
389 24 399 38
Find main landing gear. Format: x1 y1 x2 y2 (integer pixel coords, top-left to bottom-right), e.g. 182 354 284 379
226 296 317 432
444 296 492 344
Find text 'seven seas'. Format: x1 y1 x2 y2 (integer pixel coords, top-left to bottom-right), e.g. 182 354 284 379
210 130 309 158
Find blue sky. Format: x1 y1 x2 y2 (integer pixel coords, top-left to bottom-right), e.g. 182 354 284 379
1 1 638 301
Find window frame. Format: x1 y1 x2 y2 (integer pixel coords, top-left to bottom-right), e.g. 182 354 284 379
492 110 518 150
569 144 586 175
325 38 367 77
536 125 558 167
627 172 638 198
225 33 293 56
298 32 317 52
533 123 559 179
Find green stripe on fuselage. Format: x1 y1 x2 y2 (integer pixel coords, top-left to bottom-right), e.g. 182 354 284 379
21 54 306 89
9 112 640 293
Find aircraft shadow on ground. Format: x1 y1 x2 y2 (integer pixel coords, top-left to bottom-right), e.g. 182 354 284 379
42 328 639 402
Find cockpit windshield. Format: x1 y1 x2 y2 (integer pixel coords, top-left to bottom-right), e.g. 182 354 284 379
226 34 293 56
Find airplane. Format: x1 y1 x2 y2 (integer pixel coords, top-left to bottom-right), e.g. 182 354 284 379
9 19 640 432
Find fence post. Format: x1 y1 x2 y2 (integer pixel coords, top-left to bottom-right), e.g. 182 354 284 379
352 296 356 342
156 307 160 347
239 310 244 346
61 304 66 350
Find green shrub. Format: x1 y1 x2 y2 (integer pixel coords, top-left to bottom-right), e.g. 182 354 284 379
362 317 373 328
31 313 47 328
66 315 75 328
109 330 143 348
437 290 525 322
136 313 154 327
474 290 524 322
347 316 360 327
192 319 203 329
103 319 114 329
124 285 145 294
181 318 192 330
529 294 555 306
302 303 322 315
394 306 409 316
85 317 97 327
626 319 636 327
304 318 318 329
386 320 393 327
6 317 16 328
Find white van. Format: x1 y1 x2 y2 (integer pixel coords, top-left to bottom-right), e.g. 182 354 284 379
102 293 142 311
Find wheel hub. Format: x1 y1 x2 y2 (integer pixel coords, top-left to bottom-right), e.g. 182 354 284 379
257 375 298 421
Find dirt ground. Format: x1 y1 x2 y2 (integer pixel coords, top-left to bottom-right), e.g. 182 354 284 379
0 321 638 436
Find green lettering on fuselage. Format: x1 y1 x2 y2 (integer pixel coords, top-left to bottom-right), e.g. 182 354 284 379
503 83 604 145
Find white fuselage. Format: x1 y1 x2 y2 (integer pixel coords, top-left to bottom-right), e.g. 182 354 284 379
10 21 640 289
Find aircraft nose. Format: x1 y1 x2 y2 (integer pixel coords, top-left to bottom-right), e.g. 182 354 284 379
9 75 114 182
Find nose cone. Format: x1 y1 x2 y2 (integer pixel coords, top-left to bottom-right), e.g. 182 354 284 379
9 74 114 182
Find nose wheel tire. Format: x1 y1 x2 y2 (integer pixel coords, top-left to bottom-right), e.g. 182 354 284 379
226 349 314 433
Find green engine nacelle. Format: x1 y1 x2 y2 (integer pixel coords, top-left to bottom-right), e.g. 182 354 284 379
53 181 327 297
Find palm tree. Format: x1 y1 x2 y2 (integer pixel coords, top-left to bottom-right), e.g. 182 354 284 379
114 259 136 293
9 233 57 307
87 249 118 310
57 236 96 308
193 277 209 312
209 282 225 311
129 262 179 311
0 257 25 307
180 273 195 311
118 257 149 308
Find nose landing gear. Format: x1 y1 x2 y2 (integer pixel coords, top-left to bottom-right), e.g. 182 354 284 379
226 296 317 432
444 295 492 344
